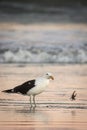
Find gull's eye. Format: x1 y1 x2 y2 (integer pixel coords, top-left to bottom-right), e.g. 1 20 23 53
46 73 48 75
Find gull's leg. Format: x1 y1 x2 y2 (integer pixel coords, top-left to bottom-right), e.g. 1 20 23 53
30 95 32 107
33 95 36 107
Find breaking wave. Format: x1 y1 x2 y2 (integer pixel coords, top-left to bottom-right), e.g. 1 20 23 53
0 43 87 64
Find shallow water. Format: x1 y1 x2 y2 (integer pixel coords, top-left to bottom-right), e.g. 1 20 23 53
0 64 87 129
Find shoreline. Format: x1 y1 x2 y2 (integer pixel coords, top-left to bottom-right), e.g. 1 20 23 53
0 64 87 130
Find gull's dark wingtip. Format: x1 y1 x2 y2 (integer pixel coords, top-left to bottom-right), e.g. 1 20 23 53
2 89 13 93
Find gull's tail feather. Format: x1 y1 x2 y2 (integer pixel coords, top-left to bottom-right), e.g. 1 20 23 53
2 89 14 93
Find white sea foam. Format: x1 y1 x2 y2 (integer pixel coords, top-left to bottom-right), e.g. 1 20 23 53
0 44 87 63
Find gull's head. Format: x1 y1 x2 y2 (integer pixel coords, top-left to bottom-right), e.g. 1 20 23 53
44 72 54 80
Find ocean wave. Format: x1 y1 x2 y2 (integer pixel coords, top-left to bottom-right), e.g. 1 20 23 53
0 44 87 63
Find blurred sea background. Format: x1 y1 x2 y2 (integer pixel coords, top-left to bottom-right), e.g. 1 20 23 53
0 0 87 64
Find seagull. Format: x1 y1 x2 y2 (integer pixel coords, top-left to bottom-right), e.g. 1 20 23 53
2 72 54 107
71 91 77 100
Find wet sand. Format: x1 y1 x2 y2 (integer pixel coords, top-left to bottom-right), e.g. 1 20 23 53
0 64 87 130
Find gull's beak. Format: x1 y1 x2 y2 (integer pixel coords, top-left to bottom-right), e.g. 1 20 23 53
50 76 54 80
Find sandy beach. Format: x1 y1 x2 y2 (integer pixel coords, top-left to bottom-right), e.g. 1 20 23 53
0 64 87 130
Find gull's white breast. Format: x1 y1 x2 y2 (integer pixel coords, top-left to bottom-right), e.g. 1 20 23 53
27 77 49 96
